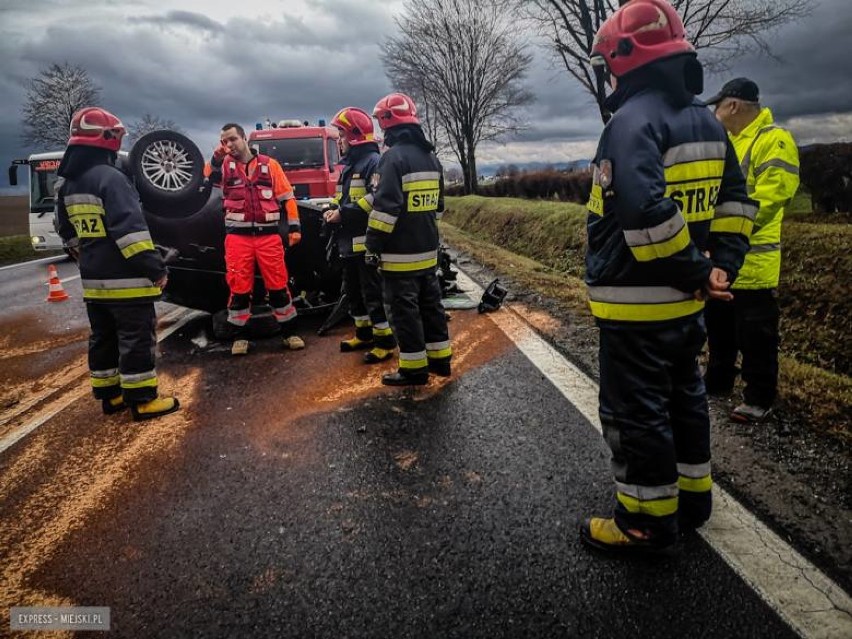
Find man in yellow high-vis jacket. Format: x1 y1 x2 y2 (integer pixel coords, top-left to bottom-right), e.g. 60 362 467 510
705 78 801 423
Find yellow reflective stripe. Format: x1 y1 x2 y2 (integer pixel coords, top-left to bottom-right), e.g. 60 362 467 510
121 377 158 389
617 492 679 517
354 318 371 327
84 286 161 300
589 298 704 322
399 357 428 370
587 184 603 216
349 187 367 197
357 197 373 213
368 218 394 233
427 347 453 359
628 223 691 262
678 475 713 493
710 216 754 236
381 257 438 272
402 179 440 192
120 240 156 259
352 243 366 253
373 326 393 337
67 203 105 216
664 160 724 184
91 375 120 388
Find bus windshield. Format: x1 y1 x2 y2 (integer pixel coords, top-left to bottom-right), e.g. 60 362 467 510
30 159 61 213
252 138 326 169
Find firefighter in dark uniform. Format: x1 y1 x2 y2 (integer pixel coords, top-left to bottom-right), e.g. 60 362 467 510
580 0 756 554
365 93 451 386
323 106 397 363
55 107 179 421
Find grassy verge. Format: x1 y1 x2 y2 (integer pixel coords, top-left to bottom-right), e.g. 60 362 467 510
0 235 63 267
443 195 850 441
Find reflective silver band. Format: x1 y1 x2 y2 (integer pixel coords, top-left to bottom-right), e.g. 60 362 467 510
115 230 153 249
615 481 679 500
663 142 726 167
623 212 685 247
587 285 693 304
402 171 441 183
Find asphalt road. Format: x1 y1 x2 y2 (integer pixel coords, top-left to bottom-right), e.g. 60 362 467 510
0 257 822 637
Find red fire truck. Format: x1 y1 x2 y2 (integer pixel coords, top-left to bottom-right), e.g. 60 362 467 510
249 119 341 201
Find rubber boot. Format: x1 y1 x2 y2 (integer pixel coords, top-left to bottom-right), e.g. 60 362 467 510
363 347 394 364
341 325 373 352
579 517 678 556
131 396 180 421
428 361 452 377
102 396 128 415
381 371 429 386
283 335 306 350
231 339 250 356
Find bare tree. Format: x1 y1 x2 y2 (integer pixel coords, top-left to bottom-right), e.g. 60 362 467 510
382 0 534 194
522 0 809 121
127 113 184 145
21 62 101 149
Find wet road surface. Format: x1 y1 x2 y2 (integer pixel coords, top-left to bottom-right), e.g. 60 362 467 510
0 267 804 637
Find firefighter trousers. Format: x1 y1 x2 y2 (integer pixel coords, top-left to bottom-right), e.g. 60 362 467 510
344 256 394 347
224 233 295 328
598 316 712 543
382 272 451 376
86 302 158 405
705 290 779 408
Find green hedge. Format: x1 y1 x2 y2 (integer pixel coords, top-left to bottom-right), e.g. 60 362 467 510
444 195 850 377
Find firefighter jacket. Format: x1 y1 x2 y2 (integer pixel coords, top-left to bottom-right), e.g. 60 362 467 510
331 143 380 258
586 83 757 324
729 108 800 290
365 130 444 277
214 152 299 236
56 159 165 304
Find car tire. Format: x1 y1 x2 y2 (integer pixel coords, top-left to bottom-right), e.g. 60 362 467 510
128 130 207 217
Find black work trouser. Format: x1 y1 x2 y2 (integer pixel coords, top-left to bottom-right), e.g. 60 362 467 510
383 272 451 376
87 302 158 405
705 289 779 408
344 256 394 347
598 316 712 543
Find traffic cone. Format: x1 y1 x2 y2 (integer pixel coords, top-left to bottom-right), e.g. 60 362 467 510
46 265 69 302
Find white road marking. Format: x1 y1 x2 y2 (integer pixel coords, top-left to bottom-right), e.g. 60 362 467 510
0 255 64 272
0 307 205 455
455 267 852 639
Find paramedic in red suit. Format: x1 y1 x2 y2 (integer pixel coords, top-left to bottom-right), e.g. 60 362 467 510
207 123 305 350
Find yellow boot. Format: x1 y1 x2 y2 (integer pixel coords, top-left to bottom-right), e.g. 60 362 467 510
131 397 180 421
579 517 677 556
101 396 127 415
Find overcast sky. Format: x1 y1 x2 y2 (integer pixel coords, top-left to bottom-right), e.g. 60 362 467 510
1 0 850 193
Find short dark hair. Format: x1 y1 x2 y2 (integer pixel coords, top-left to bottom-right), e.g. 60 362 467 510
221 123 246 138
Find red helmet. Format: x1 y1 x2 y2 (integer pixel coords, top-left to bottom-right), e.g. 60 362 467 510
331 107 376 146
590 0 694 78
68 106 126 151
372 93 419 130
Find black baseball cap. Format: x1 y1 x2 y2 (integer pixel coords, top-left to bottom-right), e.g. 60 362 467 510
705 77 760 105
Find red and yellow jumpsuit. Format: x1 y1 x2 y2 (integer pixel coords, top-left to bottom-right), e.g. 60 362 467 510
209 152 300 328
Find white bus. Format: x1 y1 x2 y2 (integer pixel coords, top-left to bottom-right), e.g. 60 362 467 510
8 151 65 251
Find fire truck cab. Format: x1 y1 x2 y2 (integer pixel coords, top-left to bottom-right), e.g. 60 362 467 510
249 119 341 203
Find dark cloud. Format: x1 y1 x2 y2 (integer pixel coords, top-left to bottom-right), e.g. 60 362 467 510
129 10 225 33
1 0 849 192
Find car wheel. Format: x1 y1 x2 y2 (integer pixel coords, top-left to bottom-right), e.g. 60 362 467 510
129 130 207 216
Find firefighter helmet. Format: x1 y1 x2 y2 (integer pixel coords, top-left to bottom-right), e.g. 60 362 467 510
372 93 419 130
331 107 375 145
68 107 126 152
590 0 694 78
